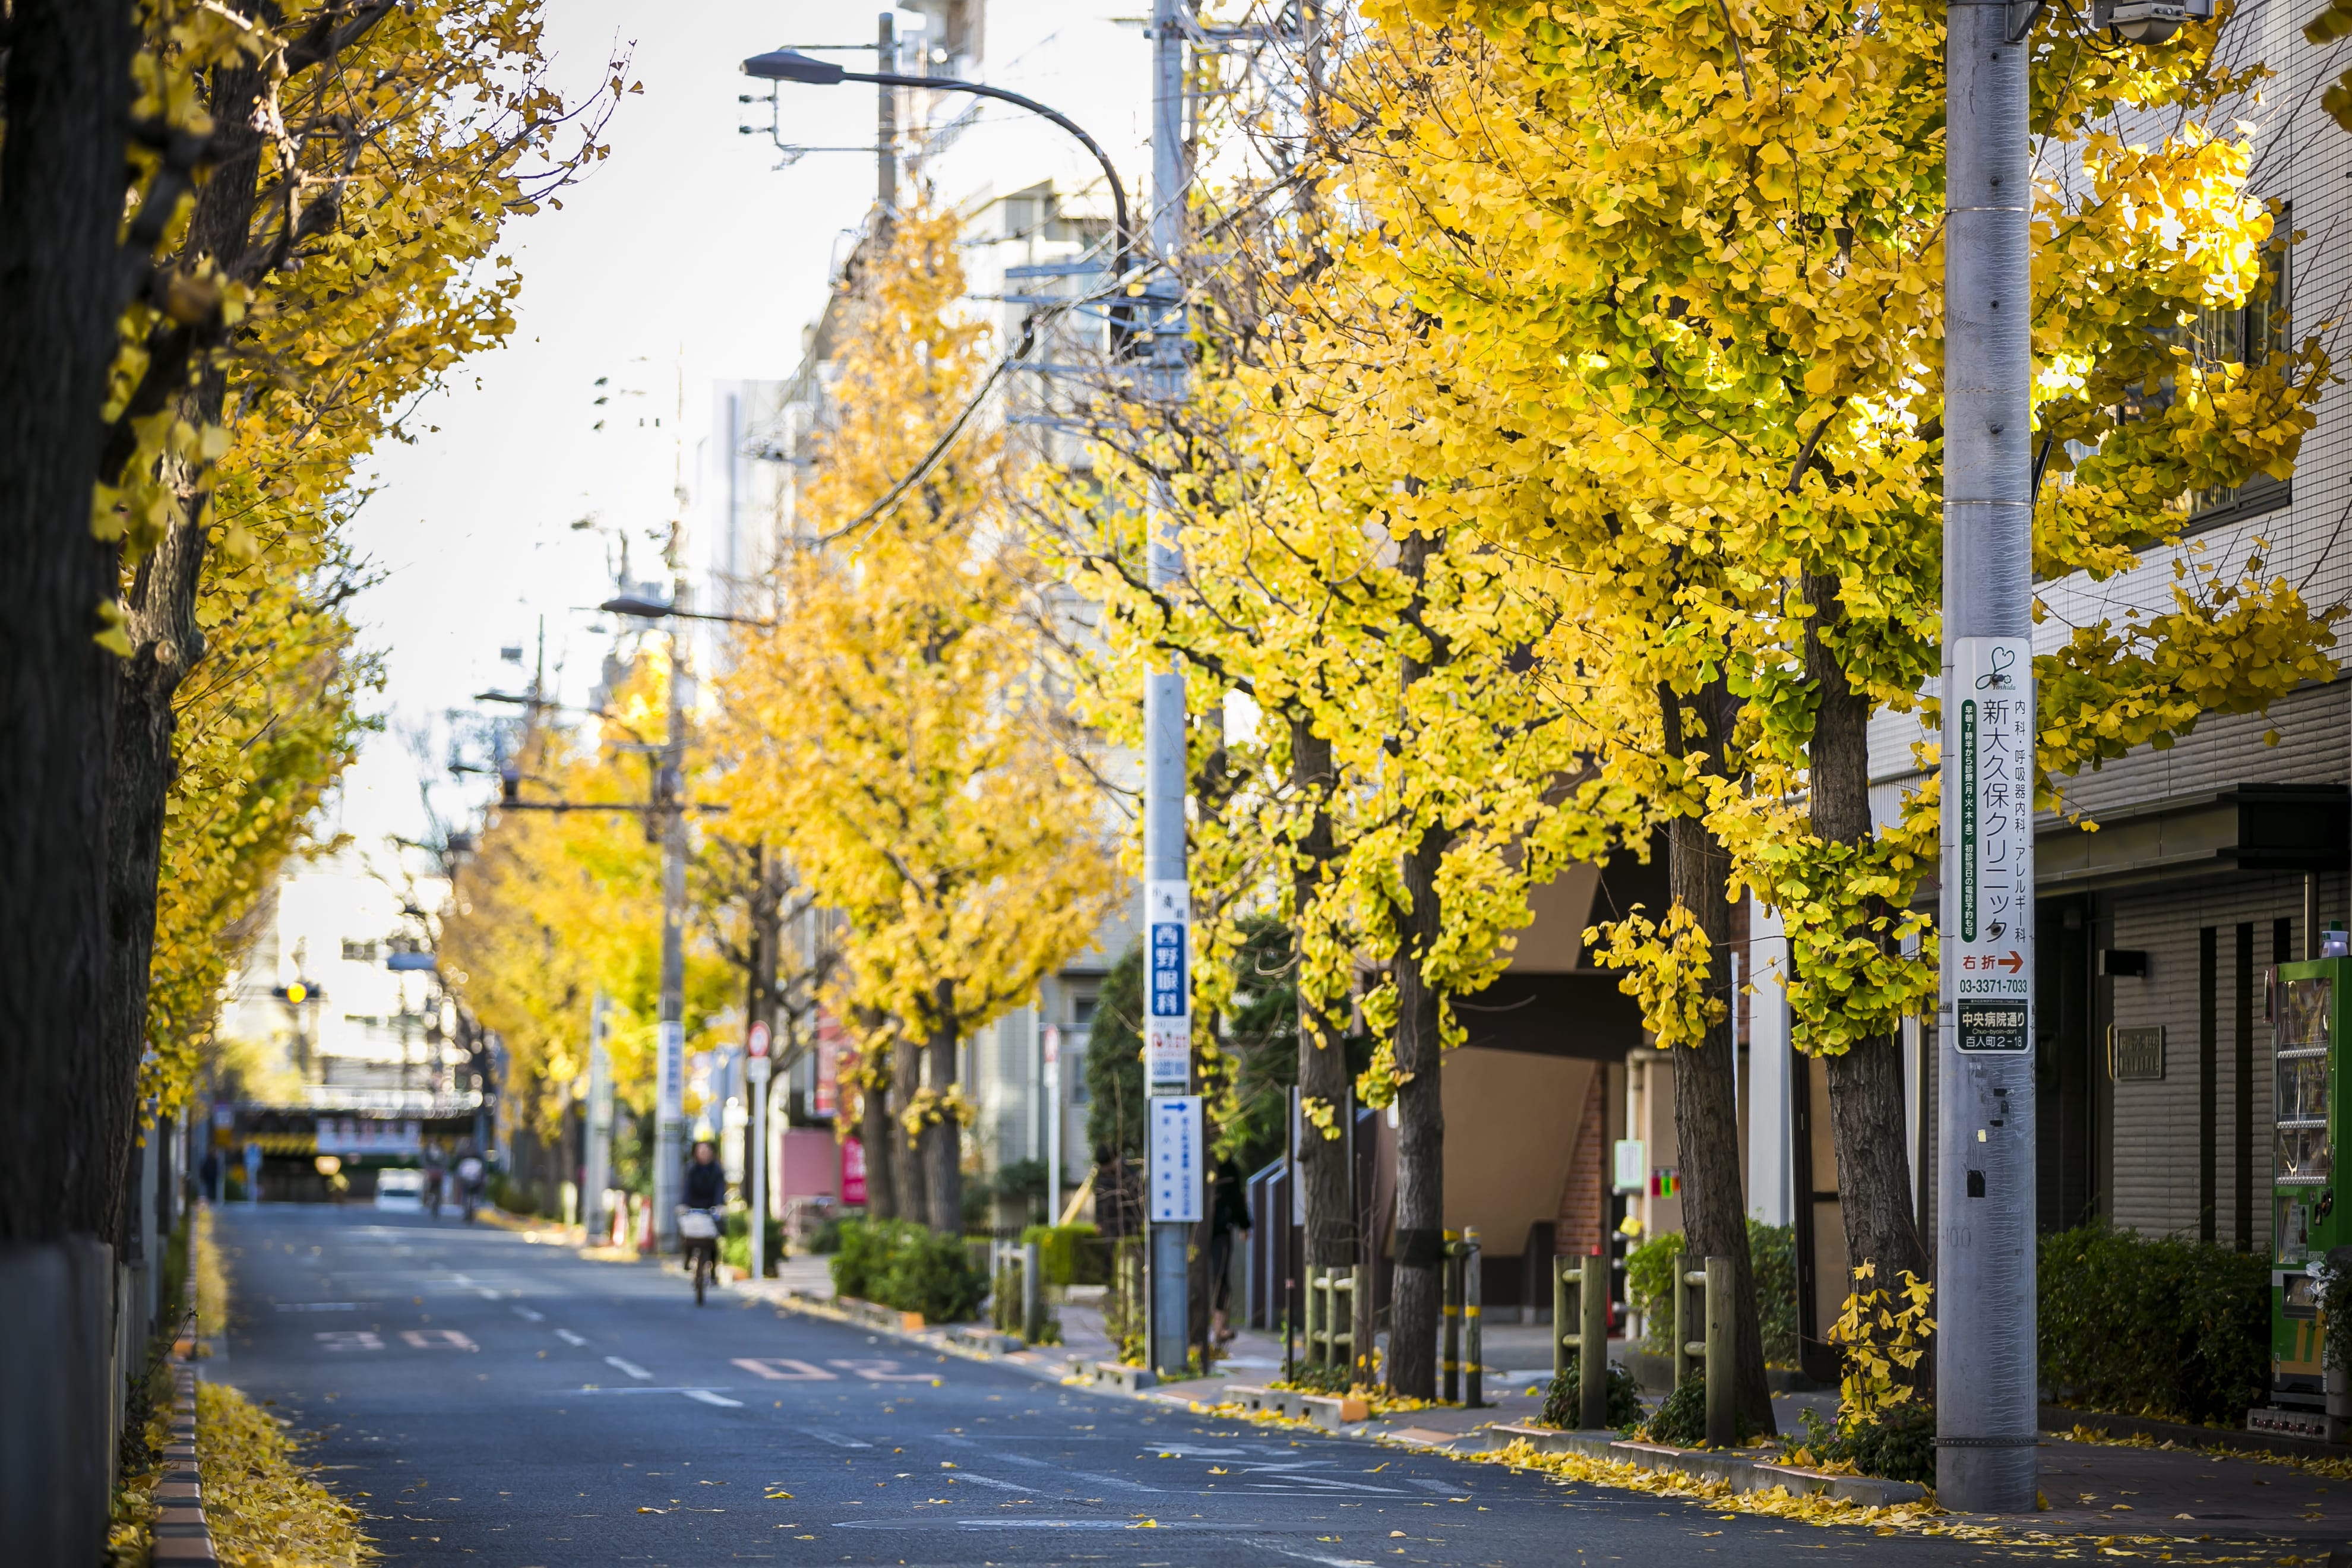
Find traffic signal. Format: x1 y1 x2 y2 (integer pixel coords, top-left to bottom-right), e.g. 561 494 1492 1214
271 981 321 1006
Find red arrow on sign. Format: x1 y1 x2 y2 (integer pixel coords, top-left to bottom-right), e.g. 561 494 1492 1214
1999 951 2024 974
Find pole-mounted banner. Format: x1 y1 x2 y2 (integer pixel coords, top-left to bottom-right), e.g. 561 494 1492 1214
1951 637 2034 1055
658 1020 685 1121
1145 878 1190 1090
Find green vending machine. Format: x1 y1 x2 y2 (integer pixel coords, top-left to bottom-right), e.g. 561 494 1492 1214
2265 954 2352 1434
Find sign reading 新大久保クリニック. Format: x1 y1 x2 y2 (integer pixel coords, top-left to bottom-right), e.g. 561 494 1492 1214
1950 637 2033 1053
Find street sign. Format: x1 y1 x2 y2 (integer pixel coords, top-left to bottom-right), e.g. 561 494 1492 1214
747 1019 771 1058
1145 879 1190 1089
841 1136 868 1206
657 1020 685 1119
1613 1137 1646 1192
1149 1095 1203 1222
1950 636 2034 1052
747 1054 771 1085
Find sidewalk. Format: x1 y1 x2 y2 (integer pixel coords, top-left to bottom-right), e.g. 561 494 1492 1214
727 1259 2352 1549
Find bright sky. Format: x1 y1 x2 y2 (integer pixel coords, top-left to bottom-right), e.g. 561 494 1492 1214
331 1 1152 856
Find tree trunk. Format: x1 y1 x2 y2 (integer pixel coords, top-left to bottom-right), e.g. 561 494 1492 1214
0 5 138 1560
1665 797 1778 1436
859 1070 899 1222
1291 715 1355 1271
925 1017 963 1235
1387 823 1449 1402
97 53 272 1252
893 1035 928 1229
1804 574 1933 1319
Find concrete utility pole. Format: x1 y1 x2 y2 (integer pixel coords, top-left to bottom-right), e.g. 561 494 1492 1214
652 571 692 1251
1142 0 1196 1380
1937 0 2038 1513
875 11 895 219
583 994 613 1244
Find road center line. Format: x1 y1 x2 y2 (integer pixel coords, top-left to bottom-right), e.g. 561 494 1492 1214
554 1329 588 1346
681 1389 742 1408
512 1305 545 1323
604 1355 653 1380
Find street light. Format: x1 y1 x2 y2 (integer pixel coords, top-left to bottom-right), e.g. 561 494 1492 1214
599 594 774 631
739 48 1133 282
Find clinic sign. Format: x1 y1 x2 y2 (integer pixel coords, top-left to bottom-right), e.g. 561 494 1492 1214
1149 1095 1203 1223
657 1019 686 1118
1145 879 1190 1089
1951 637 2032 1054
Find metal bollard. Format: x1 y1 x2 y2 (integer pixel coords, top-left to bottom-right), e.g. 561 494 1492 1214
1463 1226 1483 1409
1553 1253 1573 1382
1675 1261 1704 1390
1022 1239 1044 1344
1704 1254 1734 1448
1442 1231 1460 1404
1579 1251 1607 1430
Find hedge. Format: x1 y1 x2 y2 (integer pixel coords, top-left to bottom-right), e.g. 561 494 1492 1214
830 1218 987 1323
2038 1223 2268 1426
1626 1221 1800 1367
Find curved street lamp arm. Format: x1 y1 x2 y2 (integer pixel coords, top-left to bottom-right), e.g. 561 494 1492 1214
845 70 1132 273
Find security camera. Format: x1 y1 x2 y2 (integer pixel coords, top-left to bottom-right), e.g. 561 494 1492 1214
2092 0 2213 43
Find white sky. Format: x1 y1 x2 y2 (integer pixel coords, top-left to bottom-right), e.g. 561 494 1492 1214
330 1 1153 855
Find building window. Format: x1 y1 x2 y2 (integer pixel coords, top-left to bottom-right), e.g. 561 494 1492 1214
2108 208 2291 532
341 938 380 963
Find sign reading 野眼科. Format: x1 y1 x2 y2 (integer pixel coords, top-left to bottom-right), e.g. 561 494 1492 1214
1144 879 1190 1089
1950 637 2034 1052
1149 1095 1203 1223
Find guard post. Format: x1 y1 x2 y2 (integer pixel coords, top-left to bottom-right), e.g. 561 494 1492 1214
1553 1251 1610 1428
1674 1254 1737 1448
1462 1226 1483 1409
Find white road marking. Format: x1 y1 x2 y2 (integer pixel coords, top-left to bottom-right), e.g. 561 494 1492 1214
478 1288 503 1300
512 1305 545 1323
276 1302 358 1311
604 1355 653 1380
826 1357 934 1382
974 1450 1160 1494
733 1357 838 1380
946 1473 1030 1493
567 1386 738 1396
555 1329 589 1346
801 1428 874 1449
402 1329 479 1351
682 1389 743 1408
315 1330 382 1351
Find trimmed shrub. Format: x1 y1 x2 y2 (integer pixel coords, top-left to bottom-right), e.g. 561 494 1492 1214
1794 1402 1936 1484
830 1219 987 1323
1642 1368 1758 1447
1539 1354 1645 1430
720 1206 786 1273
1626 1221 1800 1366
2039 1223 2268 1426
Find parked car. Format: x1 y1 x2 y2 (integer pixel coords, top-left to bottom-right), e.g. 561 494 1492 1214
374 1168 425 1212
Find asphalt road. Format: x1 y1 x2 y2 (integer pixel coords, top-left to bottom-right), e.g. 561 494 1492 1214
213 1205 2295 1566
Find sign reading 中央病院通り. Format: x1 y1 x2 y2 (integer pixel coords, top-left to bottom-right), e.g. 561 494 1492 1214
1950 636 2033 1052
1145 879 1190 1089
1149 1095 1203 1223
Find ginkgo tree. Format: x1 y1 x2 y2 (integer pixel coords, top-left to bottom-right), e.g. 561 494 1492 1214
716 202 1120 1237
1332 0 2337 1369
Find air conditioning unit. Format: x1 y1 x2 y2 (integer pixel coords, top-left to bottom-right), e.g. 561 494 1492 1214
2091 0 2214 43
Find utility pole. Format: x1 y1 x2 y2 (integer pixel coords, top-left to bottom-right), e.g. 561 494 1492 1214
1142 0 1196 1381
1937 0 2037 1513
652 569 692 1252
583 994 612 1245
875 11 895 222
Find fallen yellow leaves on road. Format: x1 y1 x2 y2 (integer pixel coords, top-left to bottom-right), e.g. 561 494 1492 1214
197 1380 375 1567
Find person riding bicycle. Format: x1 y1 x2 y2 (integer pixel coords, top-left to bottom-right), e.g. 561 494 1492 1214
679 1141 727 1295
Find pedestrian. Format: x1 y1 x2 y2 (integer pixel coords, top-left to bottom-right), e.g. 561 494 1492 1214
242 1139 264 1204
1207 1155 1253 1345
198 1147 222 1203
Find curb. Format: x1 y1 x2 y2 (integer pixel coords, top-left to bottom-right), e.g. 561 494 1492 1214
2043 1403 2351 1462
151 1360 216 1564
1227 1383 1371 1430
1486 1422 1929 1508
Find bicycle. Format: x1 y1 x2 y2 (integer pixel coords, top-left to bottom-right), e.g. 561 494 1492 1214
679 1206 720 1305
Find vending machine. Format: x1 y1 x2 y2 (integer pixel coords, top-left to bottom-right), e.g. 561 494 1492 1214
2264 954 2352 1434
